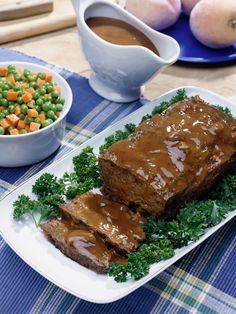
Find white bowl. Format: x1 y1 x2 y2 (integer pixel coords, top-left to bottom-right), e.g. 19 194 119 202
0 62 73 167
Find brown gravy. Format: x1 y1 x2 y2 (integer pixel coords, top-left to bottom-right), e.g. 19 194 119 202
86 17 159 55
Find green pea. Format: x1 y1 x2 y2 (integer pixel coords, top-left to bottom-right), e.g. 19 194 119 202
38 72 45 79
8 65 16 72
14 74 22 81
27 75 36 82
0 112 5 119
0 126 5 135
8 105 15 113
46 85 53 93
57 97 65 105
25 116 33 124
8 126 15 132
46 110 55 119
33 92 40 100
7 83 13 89
41 120 50 128
8 101 14 107
13 85 20 91
2 84 9 91
33 105 40 112
19 113 25 120
21 104 28 115
18 90 23 97
30 82 37 89
17 97 23 104
0 94 2 99
51 91 59 99
34 118 42 125
36 98 43 106
39 87 46 95
19 129 28 134
40 111 45 115
56 103 63 112
47 118 53 124
50 104 57 112
42 102 50 112
0 98 8 106
2 91 8 98
24 69 30 77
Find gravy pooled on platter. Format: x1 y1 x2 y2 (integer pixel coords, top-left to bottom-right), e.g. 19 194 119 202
86 17 160 55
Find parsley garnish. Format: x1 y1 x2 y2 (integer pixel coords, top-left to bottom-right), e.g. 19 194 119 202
108 171 236 282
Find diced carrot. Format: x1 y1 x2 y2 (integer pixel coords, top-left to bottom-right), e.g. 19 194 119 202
7 90 18 101
6 75 16 85
25 124 30 132
6 114 20 126
22 91 33 103
31 72 37 76
0 67 8 77
26 87 35 94
10 128 19 135
45 72 52 82
52 85 60 92
29 122 40 132
55 111 61 117
17 119 26 130
15 105 21 116
20 82 29 89
36 78 45 87
0 106 7 110
0 118 11 129
27 109 39 118
38 113 46 121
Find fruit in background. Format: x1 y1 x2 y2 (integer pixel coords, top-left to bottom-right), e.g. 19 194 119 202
181 0 201 15
125 0 181 30
190 0 236 48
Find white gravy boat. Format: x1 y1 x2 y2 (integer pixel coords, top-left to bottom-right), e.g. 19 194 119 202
72 0 180 102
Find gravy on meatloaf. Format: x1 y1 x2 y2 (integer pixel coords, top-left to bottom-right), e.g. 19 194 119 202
60 193 145 253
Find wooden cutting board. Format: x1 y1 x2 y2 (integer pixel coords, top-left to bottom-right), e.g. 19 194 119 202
0 0 76 44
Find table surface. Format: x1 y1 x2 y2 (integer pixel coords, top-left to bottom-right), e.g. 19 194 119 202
2 26 236 103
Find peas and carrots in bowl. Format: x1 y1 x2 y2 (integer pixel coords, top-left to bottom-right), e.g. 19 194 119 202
0 62 72 167
0 64 65 136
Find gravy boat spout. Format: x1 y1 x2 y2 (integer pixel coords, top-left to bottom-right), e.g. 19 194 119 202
72 0 180 103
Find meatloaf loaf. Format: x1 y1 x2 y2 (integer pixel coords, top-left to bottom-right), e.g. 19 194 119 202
99 96 236 218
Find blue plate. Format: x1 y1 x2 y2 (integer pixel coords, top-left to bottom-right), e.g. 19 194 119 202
162 14 236 63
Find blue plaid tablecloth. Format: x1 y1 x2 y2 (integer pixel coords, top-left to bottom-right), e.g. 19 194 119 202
0 49 235 314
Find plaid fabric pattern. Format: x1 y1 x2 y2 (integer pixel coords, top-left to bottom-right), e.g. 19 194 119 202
0 49 235 314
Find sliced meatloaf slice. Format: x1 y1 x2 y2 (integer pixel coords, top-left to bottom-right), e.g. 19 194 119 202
40 219 114 273
99 96 236 219
60 192 145 254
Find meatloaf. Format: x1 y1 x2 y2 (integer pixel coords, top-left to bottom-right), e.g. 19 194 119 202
60 192 145 254
40 219 126 273
99 96 236 218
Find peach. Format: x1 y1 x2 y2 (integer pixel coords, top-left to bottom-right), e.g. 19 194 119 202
125 0 181 30
190 0 236 48
181 0 201 16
